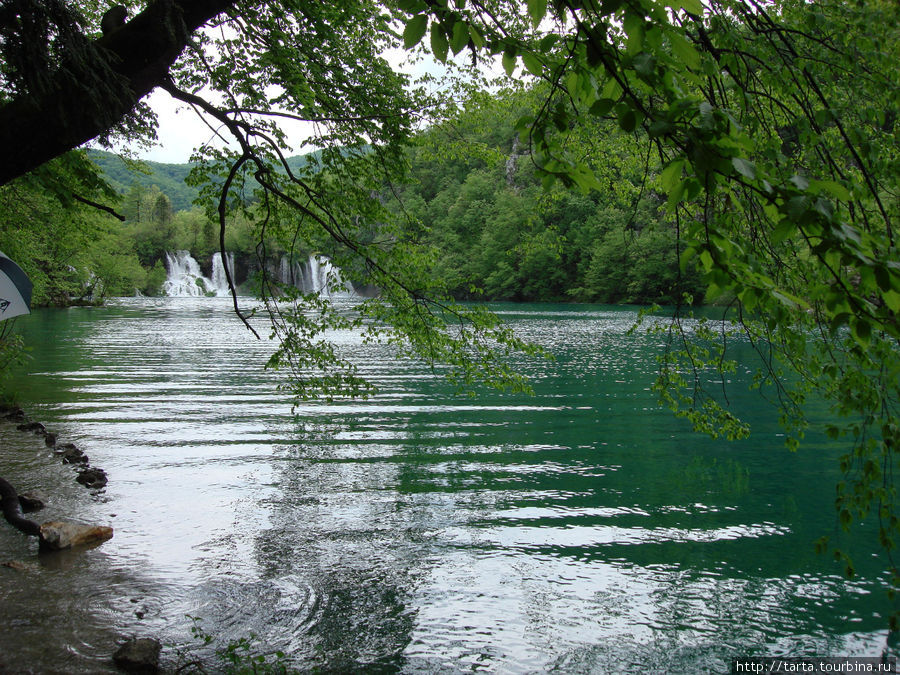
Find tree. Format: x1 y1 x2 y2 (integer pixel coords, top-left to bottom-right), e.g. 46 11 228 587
393 0 897 604
1 0 898 615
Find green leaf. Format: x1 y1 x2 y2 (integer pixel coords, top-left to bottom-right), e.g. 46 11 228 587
539 34 559 52
601 78 622 99
502 48 517 77
884 289 900 313
468 24 485 48
809 179 852 202
527 0 547 28
522 51 543 76
673 0 703 14
403 15 428 49
669 31 700 69
599 0 624 15
450 20 470 55
623 12 644 53
396 0 425 11
659 159 684 192
731 157 756 180
649 119 674 137
633 52 656 78
771 218 796 245
852 318 872 347
617 107 637 132
430 23 449 62
790 174 809 191
589 98 616 116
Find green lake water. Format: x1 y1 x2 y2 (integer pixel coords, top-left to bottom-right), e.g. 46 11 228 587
0 298 893 672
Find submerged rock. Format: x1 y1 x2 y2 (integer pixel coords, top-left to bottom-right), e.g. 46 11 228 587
4 408 26 422
1 560 33 571
18 493 45 512
112 637 161 673
16 421 46 435
38 521 113 550
56 443 88 464
76 467 107 488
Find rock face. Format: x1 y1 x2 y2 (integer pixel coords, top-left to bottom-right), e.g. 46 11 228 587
112 637 161 673
38 521 114 551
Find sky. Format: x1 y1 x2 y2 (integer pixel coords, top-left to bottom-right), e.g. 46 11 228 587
119 41 508 165
122 47 459 165
136 90 219 164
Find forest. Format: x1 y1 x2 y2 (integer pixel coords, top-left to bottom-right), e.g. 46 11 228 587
0 92 703 307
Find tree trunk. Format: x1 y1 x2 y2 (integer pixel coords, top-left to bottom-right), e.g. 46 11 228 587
0 476 41 537
0 0 235 186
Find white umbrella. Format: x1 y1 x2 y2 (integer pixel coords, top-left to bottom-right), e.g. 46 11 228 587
0 251 32 321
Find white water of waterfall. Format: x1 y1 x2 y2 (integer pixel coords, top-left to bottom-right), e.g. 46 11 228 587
162 251 234 297
275 254 354 297
210 252 235 296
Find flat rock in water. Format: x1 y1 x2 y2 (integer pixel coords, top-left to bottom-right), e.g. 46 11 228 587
1 560 36 571
112 637 161 673
76 467 107 488
39 521 113 550
16 421 46 435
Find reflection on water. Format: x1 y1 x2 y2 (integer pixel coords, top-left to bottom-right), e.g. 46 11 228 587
0 297 894 672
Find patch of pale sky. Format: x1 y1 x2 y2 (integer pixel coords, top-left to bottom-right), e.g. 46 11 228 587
115 38 508 164
117 45 444 164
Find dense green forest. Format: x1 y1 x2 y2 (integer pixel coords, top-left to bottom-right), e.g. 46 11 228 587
0 93 700 307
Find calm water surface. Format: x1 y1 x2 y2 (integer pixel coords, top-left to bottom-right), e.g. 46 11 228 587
0 297 893 673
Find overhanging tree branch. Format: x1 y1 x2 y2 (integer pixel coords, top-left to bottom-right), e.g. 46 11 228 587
0 0 236 187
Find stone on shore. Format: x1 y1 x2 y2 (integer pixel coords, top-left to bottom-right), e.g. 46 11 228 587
16 421 46 435
18 492 45 512
38 521 113 550
76 467 107 488
112 637 161 673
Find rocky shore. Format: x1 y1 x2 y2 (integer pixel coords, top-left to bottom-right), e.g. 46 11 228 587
0 404 165 673
1 403 109 491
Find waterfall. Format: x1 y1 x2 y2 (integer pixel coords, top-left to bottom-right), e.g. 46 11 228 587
162 251 235 297
275 253 354 297
162 251 206 297
209 252 235 296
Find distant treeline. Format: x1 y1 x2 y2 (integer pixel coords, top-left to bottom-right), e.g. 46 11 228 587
2 90 700 307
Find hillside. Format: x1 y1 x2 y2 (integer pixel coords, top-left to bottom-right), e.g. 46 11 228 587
88 150 317 211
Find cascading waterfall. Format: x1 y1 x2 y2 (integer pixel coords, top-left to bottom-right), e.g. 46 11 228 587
277 253 354 297
162 251 352 298
162 251 234 297
209 252 235 296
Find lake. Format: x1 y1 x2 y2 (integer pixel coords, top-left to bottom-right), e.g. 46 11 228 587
0 297 893 672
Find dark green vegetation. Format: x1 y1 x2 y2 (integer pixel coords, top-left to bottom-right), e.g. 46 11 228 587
1 117 703 306
0 0 898 629
398 89 704 303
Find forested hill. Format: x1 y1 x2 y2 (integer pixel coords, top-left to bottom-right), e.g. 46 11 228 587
4 90 701 306
88 150 316 212
88 150 197 211
390 89 704 305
